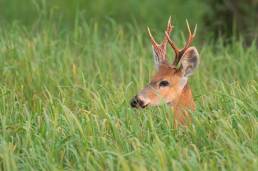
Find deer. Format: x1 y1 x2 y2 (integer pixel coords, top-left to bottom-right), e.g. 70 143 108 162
130 17 200 128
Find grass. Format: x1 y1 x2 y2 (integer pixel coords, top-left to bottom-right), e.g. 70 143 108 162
0 21 257 171
1 0 205 29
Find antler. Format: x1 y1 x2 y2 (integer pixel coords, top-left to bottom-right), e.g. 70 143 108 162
147 16 173 62
165 20 197 66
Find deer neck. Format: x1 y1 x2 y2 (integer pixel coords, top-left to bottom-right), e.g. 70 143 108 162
170 83 195 127
175 83 195 110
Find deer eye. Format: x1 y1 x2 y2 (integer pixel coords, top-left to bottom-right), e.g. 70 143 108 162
159 80 169 87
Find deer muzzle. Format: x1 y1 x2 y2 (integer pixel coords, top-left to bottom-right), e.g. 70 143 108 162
130 96 147 108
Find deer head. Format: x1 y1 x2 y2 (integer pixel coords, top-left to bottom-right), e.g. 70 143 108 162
130 17 199 126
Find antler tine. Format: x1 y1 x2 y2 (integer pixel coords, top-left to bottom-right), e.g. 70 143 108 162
166 20 197 66
147 27 159 49
147 17 174 61
165 31 180 65
182 20 196 51
161 16 173 49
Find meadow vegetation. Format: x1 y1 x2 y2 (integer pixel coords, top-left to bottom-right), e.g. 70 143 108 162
0 0 257 170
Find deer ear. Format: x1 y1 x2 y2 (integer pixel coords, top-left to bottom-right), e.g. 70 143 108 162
152 47 161 69
152 47 168 69
179 47 199 77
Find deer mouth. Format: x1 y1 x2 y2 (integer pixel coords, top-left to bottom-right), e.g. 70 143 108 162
141 103 149 108
132 103 149 109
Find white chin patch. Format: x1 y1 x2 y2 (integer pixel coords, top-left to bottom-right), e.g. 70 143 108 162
179 77 188 89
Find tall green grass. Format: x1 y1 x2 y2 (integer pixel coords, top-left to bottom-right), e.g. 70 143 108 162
0 21 257 170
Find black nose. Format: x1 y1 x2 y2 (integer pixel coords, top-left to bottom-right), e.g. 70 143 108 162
130 96 144 108
130 96 138 108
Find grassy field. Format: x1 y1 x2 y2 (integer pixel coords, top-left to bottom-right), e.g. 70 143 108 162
0 20 257 170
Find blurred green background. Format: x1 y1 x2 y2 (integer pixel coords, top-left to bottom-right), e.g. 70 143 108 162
1 0 257 42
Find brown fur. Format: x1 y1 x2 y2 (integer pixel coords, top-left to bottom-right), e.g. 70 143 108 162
172 83 195 128
152 64 195 128
136 63 195 128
